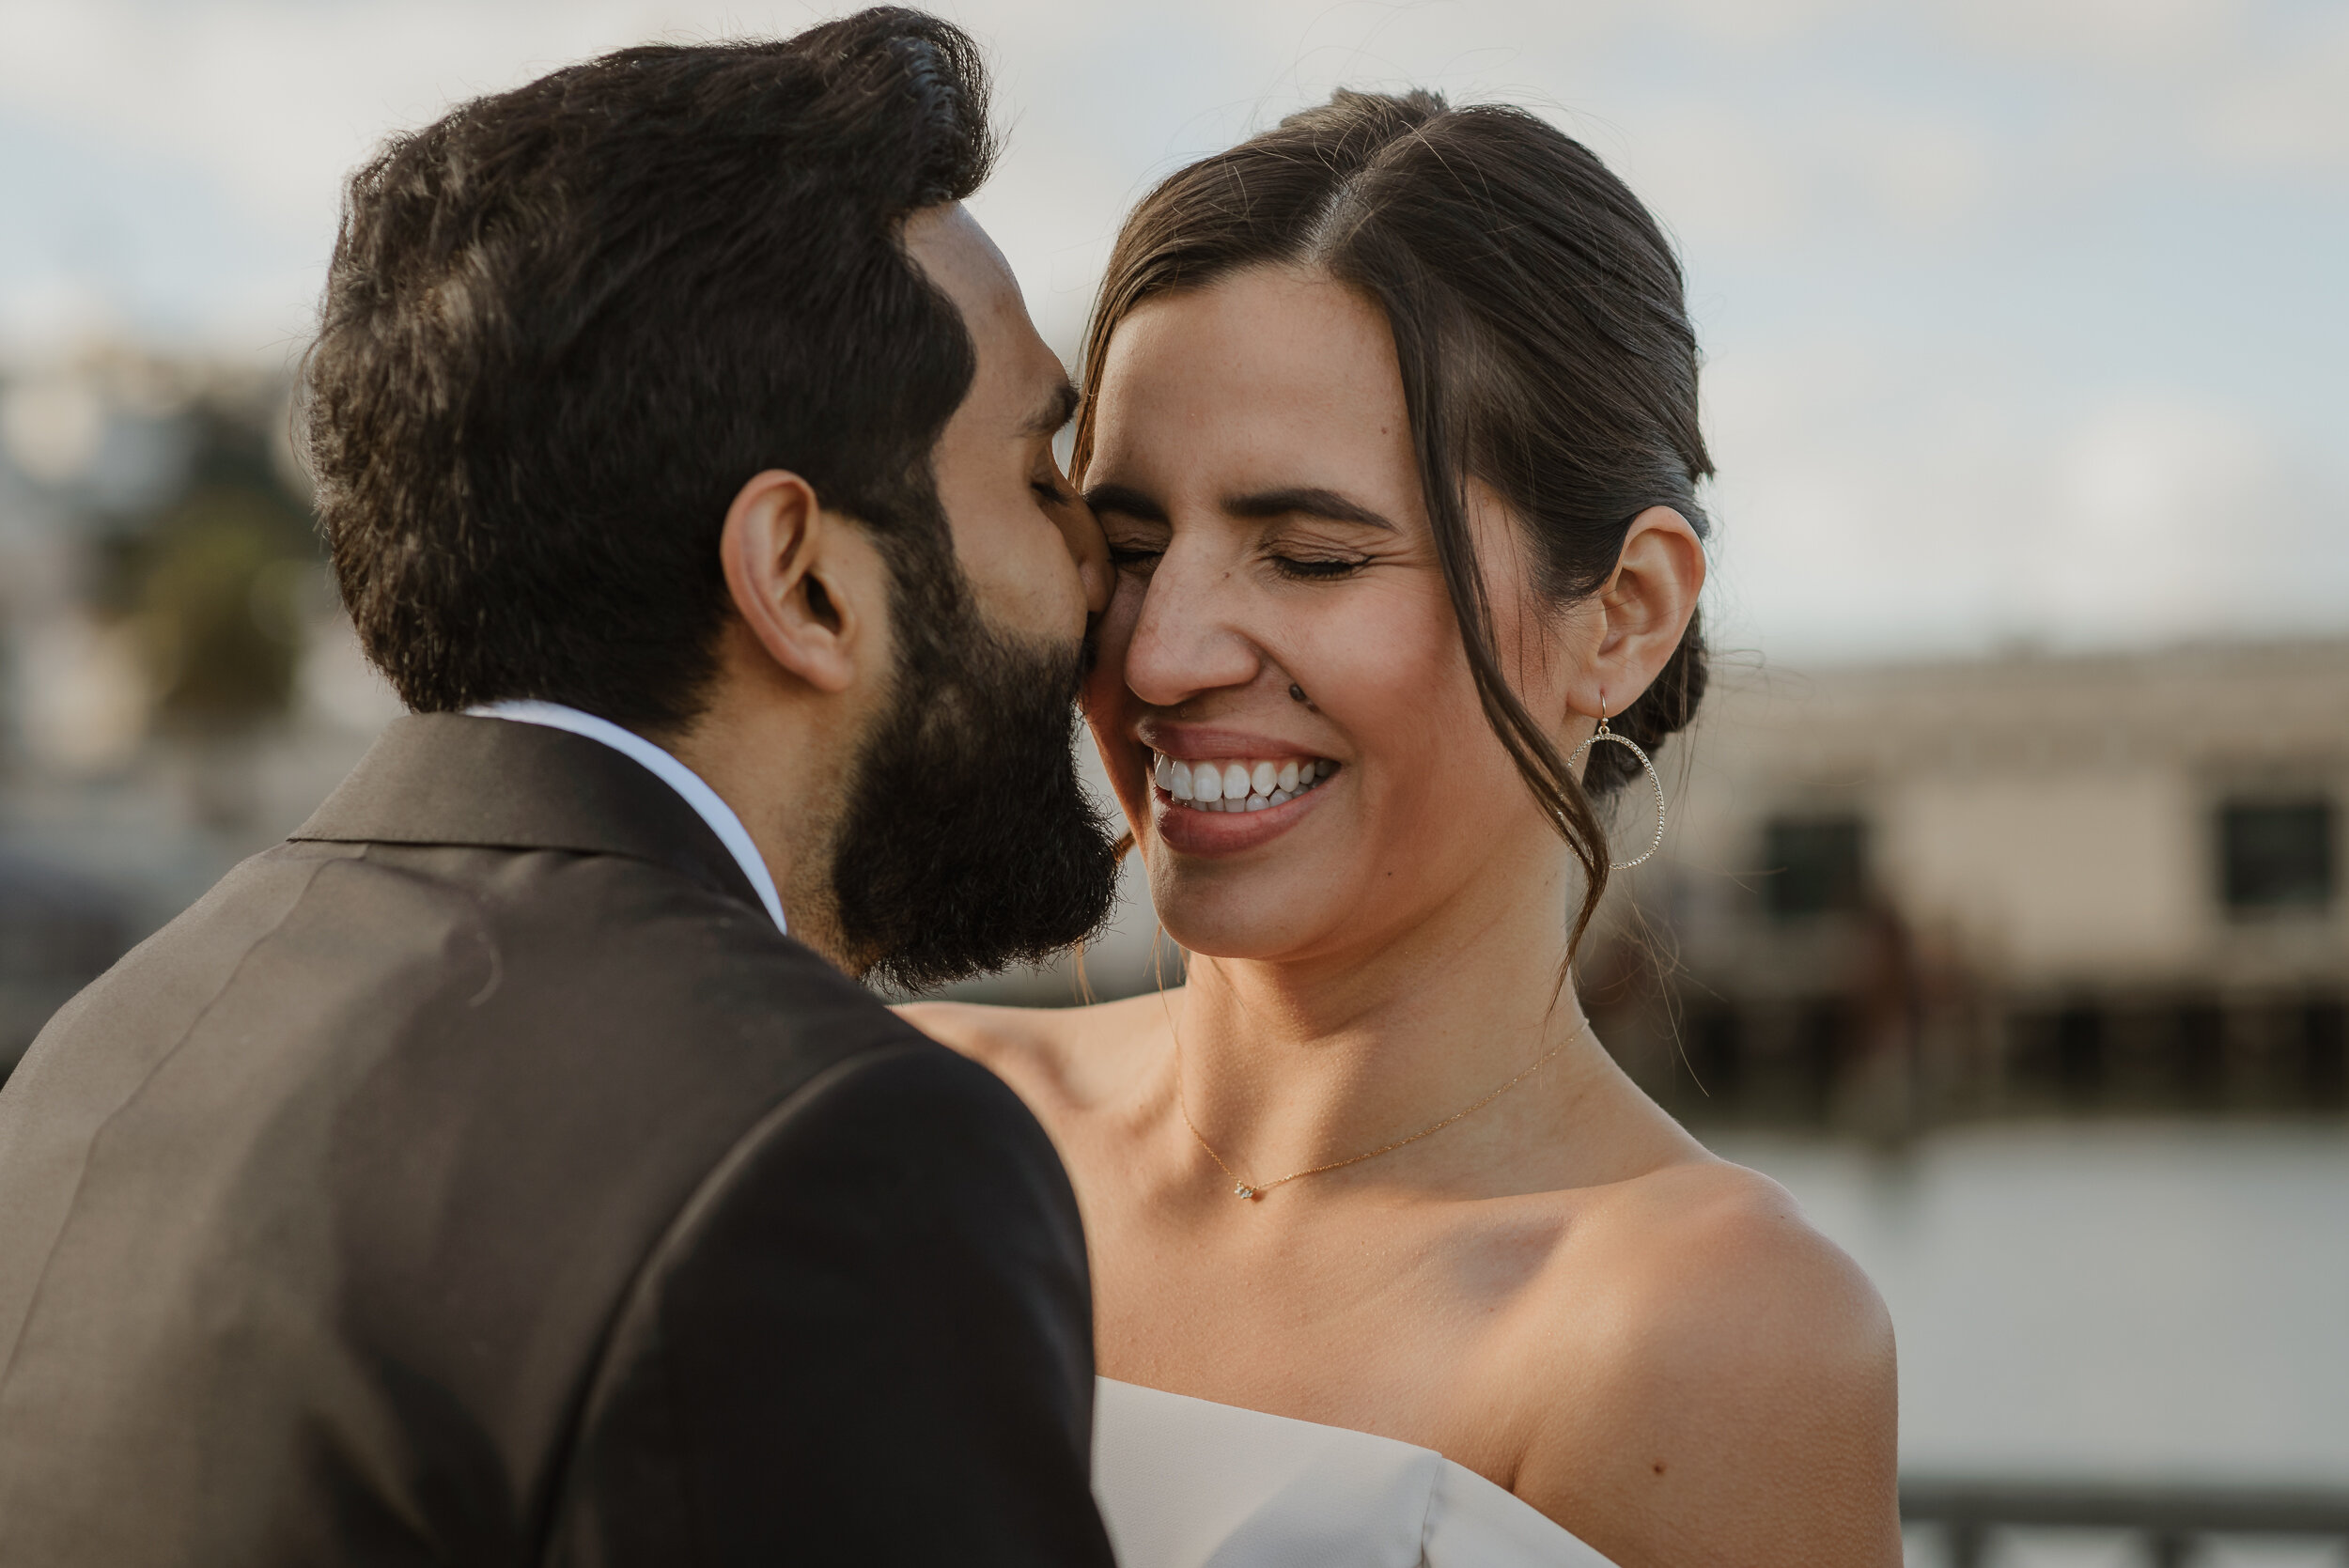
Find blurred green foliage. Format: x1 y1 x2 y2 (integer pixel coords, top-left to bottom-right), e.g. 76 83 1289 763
95 399 319 735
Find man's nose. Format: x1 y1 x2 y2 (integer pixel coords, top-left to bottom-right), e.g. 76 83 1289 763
1052 494 1112 617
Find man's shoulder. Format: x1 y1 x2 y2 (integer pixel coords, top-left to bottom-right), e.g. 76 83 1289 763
677 1037 1078 1244
0 831 927 1265
337 834 933 1140
0 822 1008 1335
0 836 1092 1560
291 831 863 1036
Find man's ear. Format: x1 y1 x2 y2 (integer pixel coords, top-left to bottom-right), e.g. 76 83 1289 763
719 470 872 695
1576 505 1706 718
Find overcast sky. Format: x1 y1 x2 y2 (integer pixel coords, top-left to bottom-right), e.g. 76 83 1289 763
2 0 2343 662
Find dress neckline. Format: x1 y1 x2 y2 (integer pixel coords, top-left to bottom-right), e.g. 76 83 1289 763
1097 1375 1494 1474
1093 1375 1606 1560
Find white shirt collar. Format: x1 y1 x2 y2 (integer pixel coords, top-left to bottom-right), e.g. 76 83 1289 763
463 700 786 935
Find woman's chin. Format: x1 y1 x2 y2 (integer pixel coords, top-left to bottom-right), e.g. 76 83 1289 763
1141 785 1352 963
1149 899 1332 967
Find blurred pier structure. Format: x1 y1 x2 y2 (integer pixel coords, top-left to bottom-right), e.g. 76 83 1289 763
1899 1478 2349 1567
1591 644 2349 1136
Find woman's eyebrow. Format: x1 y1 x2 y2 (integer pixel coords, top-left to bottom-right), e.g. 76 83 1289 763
1226 488 1395 530
1081 482 1168 521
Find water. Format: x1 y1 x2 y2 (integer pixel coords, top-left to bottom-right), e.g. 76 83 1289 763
1707 1122 2349 1487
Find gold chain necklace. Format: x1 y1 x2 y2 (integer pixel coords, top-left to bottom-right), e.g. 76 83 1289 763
1174 1017 1589 1201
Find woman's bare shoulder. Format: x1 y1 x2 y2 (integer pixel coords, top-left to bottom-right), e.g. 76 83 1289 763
1584 1159 1892 1381
895 989 1176 1114
1512 1158 1902 1566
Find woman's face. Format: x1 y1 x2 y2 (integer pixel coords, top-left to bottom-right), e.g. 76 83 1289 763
1082 265 1580 963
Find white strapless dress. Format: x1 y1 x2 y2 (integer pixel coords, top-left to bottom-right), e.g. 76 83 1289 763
1092 1378 1618 1567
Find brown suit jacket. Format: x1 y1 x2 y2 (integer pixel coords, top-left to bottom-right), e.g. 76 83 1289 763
0 713 1113 1566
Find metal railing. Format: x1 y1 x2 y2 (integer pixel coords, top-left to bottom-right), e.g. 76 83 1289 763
1903 1480 2349 1566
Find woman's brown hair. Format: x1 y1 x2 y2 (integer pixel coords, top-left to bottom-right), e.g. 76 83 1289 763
1073 88 1713 955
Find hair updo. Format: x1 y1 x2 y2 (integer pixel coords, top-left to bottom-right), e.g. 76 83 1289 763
1074 88 1713 952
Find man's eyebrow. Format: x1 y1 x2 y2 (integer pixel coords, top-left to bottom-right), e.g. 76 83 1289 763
1227 488 1396 530
1081 482 1168 522
1021 380 1081 438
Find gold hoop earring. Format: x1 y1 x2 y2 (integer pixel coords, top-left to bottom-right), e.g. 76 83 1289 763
1567 699 1666 870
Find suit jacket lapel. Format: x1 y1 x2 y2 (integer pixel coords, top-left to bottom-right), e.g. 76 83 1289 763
293 713 769 919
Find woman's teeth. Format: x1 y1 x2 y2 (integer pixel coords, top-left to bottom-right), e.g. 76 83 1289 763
1148 752 1338 813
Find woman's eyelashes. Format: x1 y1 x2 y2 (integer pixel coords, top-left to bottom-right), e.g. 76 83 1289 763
1259 520 1381 581
1103 529 1168 573
1268 551 1368 581
1101 537 1371 580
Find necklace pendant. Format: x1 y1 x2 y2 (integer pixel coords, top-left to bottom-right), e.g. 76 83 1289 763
1233 1184 1257 1200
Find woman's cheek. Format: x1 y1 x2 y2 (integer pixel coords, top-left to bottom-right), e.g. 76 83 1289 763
1081 581 1142 714
1324 613 1452 730
1081 588 1151 825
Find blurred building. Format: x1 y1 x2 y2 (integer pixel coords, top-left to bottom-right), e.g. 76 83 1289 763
1597 641 2349 1134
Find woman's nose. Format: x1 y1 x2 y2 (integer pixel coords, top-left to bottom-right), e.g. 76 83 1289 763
1122 542 1262 707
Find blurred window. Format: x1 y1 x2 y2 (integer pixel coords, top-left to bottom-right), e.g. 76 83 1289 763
1761 815 1867 920
2218 799 2335 913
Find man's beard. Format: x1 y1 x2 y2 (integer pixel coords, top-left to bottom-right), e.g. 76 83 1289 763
827 543 1120 993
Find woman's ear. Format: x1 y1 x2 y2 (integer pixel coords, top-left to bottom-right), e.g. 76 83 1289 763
718 469 876 695
1578 505 1705 717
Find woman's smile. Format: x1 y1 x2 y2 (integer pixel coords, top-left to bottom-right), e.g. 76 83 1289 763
1144 751 1342 854
1132 725 1345 854
1150 752 1336 813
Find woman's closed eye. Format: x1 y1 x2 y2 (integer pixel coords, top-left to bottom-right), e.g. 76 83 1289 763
1259 522 1380 582
1103 537 1376 579
1104 532 1168 572
1268 551 1368 582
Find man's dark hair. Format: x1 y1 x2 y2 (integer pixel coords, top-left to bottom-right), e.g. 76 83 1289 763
302 8 996 732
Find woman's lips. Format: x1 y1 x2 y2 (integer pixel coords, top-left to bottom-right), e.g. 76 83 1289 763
1145 752 1338 854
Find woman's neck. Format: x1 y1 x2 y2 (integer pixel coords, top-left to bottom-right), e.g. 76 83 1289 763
1163 865 1607 1194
